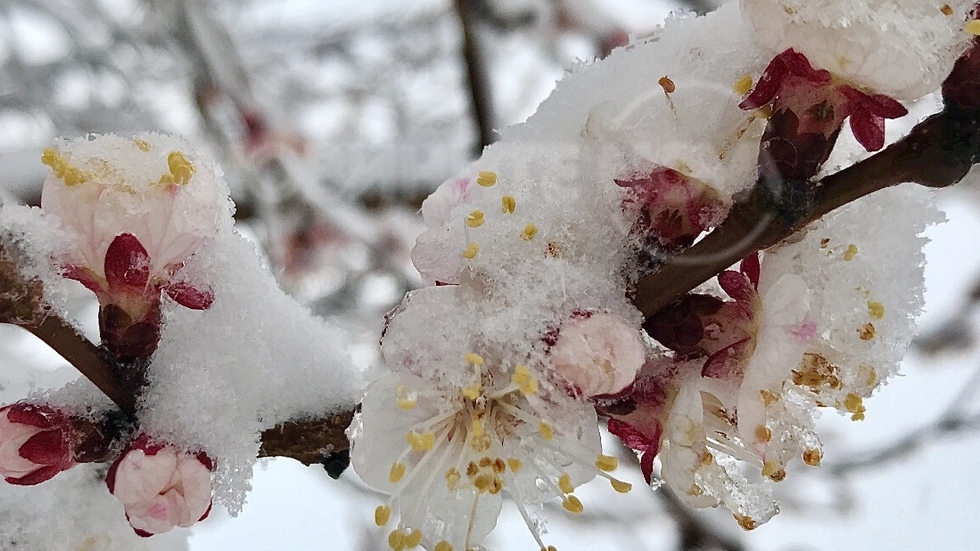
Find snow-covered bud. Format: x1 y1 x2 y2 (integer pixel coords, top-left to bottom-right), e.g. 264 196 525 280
0 403 74 485
740 0 976 100
106 435 214 537
40 133 231 359
617 167 727 251
550 312 645 396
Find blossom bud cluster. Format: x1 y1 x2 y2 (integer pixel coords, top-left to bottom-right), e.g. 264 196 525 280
355 0 972 546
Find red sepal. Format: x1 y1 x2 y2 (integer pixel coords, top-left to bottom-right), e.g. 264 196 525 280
104 233 151 290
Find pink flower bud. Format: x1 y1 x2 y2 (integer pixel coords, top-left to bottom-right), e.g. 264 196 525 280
550 312 646 397
0 403 75 485
40 133 229 309
107 436 214 537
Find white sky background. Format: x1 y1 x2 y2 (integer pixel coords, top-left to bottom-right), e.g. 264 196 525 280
3 0 980 549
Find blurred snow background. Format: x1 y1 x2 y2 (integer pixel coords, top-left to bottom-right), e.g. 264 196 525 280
1 0 979 550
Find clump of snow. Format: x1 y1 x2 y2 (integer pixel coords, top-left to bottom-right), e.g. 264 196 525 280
139 230 360 513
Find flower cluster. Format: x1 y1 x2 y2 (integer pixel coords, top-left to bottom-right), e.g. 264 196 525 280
356 0 978 546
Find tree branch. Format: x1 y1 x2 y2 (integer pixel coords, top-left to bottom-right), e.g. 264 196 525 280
633 108 980 319
455 0 496 155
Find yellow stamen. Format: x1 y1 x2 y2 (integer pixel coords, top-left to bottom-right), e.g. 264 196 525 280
166 151 196 185
858 323 875 341
507 458 523 473
511 364 538 395
538 421 554 440
844 393 866 421
802 448 822 467
520 223 538 241
761 459 780 478
754 425 772 443
405 529 423 548
558 473 574 494
465 352 484 365
561 495 584 514
462 242 479 259
966 19 980 35
406 431 436 452
389 462 407 483
658 75 675 94
501 195 516 213
397 398 417 410
735 515 757 531
595 454 618 472
867 300 885 320
375 505 392 526
434 542 453 551
445 467 461 490
462 382 482 400
734 74 754 96
843 244 858 261
476 170 497 187
388 530 406 551
133 138 151 152
40 148 58 168
611 479 632 493
466 210 485 228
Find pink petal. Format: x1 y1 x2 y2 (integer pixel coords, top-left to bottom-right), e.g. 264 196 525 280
166 282 214 310
104 233 151 290
701 338 752 380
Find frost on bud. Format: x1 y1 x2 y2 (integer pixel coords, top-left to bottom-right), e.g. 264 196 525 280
740 0 976 100
40 133 231 359
106 435 214 537
549 312 646 397
0 403 75 485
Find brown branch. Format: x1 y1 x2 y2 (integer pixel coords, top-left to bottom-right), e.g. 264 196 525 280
657 488 746 551
633 109 979 319
456 0 496 155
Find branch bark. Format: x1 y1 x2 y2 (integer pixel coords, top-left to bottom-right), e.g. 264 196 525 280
456 0 496 155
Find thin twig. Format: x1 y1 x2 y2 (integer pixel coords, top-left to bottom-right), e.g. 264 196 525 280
455 0 496 155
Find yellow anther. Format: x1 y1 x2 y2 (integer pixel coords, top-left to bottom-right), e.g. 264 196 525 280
389 462 407 483
558 473 574 494
466 210 485 228
803 448 822 467
867 300 885 320
133 139 151 152
511 364 538 395
844 393 866 421
538 421 554 440
406 431 436 452
735 515 757 531
520 223 538 241
561 495 584 514
434 541 453 551
465 352 484 365
501 195 516 213
375 505 392 526
397 398 417 410
445 467 461 490
595 454 618 472
507 458 523 472
754 425 772 443
476 171 497 187
471 417 485 438
658 75 676 94
388 530 406 551
40 148 58 167
843 244 858 261
966 19 980 35
611 479 632 493
405 529 423 548
461 242 479 259
462 383 482 400
858 322 876 341
734 74 754 96
167 151 196 185
62 167 87 186
761 459 780 478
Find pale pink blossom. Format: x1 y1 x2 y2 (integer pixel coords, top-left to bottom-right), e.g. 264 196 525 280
107 436 213 537
419 177 472 230
40 133 231 307
0 403 74 485
550 312 646 396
